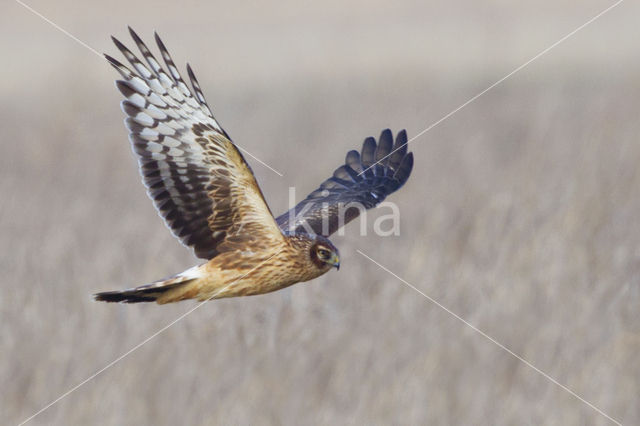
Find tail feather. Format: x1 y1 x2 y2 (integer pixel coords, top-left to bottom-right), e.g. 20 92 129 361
94 265 202 304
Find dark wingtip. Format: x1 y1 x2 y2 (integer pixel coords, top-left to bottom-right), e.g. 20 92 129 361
154 31 166 49
104 54 130 78
94 291 124 303
405 151 414 169
394 152 413 185
94 291 156 303
104 53 116 65
379 128 392 141
128 26 143 43
375 129 393 164
397 129 407 143
360 137 377 165
104 53 120 64
111 35 125 50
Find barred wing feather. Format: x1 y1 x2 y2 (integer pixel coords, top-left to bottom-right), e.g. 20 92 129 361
276 129 413 236
108 28 282 259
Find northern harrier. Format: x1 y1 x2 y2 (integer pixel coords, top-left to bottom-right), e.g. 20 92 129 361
95 28 413 304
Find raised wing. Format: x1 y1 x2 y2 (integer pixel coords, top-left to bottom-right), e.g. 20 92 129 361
107 28 283 259
276 129 413 236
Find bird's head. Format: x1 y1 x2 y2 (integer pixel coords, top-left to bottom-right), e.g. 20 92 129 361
310 236 340 271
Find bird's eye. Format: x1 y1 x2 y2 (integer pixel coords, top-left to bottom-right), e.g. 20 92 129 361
317 248 330 259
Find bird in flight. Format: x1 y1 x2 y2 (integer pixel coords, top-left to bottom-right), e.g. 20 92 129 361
95 28 413 304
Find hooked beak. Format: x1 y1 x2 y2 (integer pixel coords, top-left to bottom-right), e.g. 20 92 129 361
330 253 340 270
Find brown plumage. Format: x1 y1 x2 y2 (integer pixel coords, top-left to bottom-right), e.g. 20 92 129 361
94 28 412 304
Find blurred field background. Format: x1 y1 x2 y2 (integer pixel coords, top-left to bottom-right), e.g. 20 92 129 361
2 0 639 424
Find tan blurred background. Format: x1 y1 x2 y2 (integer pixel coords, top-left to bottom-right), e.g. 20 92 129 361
2 0 639 424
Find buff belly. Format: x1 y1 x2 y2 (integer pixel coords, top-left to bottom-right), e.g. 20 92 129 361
156 254 322 304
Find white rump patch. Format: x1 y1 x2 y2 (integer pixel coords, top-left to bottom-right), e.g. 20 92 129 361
179 265 202 280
